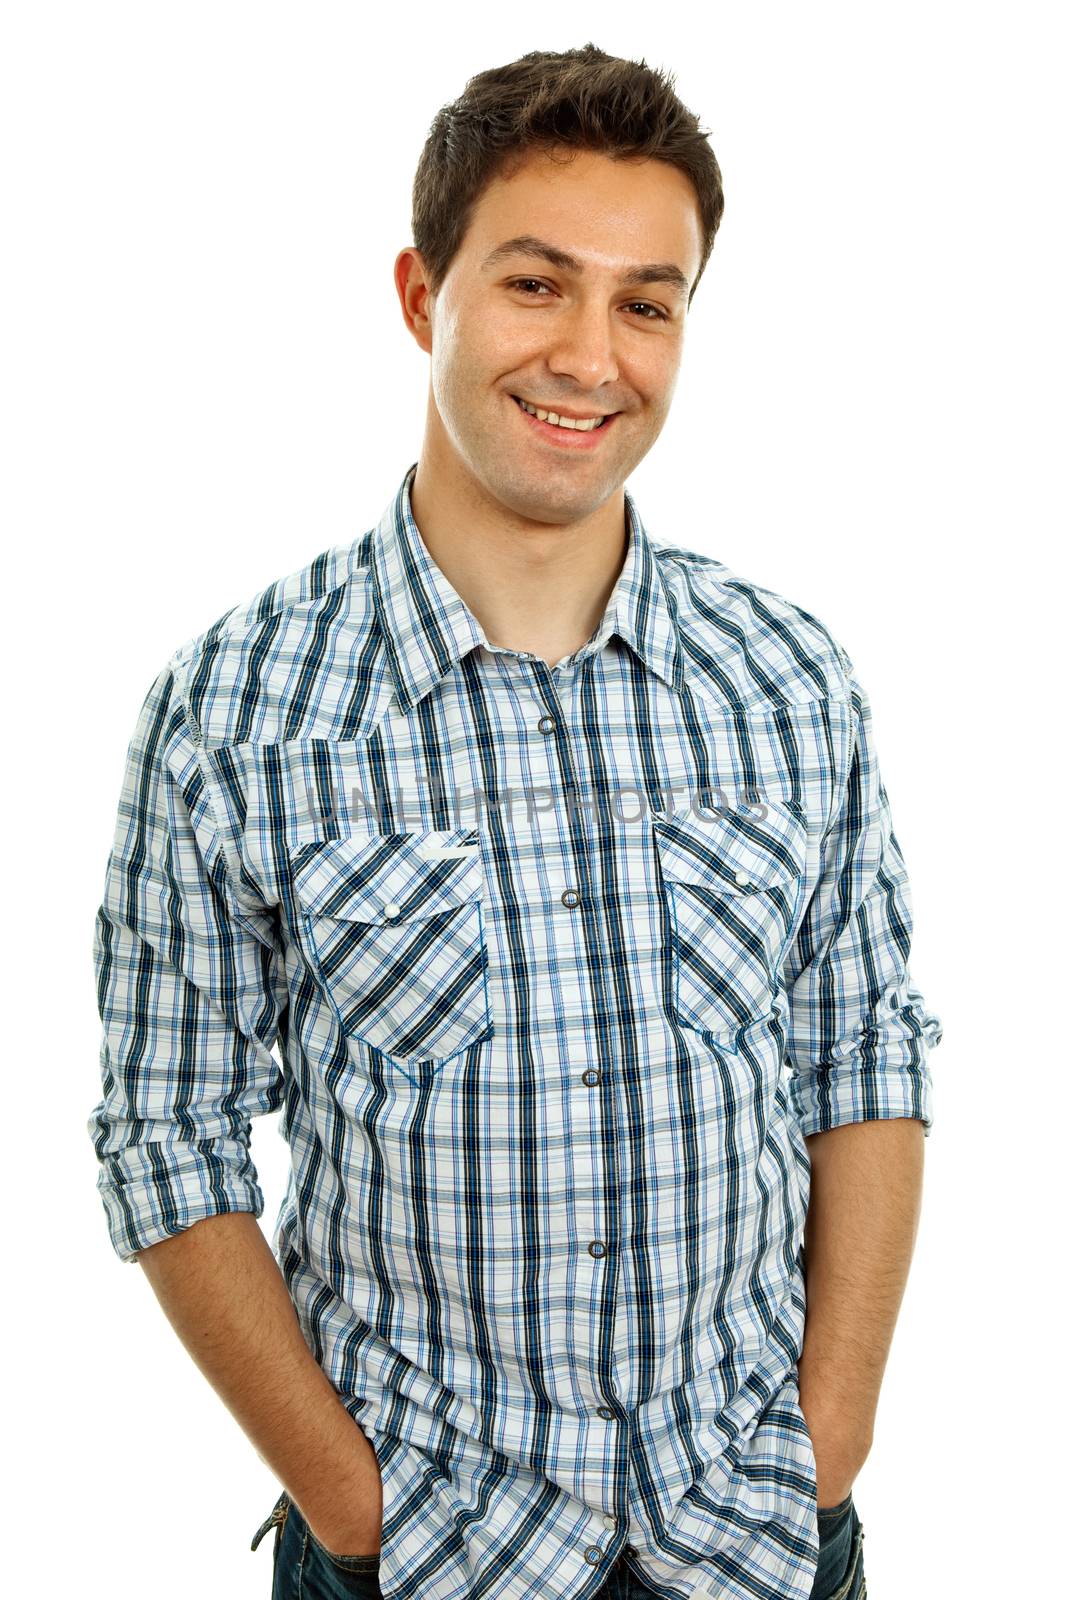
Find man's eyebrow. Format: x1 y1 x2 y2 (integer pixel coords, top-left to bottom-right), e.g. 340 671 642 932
481 234 690 298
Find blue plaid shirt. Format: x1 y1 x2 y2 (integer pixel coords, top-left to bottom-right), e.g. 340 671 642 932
88 461 942 1600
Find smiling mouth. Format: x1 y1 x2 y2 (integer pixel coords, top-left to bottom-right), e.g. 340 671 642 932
511 394 615 432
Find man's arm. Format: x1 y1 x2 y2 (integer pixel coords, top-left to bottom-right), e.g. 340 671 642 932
87 660 381 1555
797 1116 924 1506
780 659 943 1499
138 1213 383 1555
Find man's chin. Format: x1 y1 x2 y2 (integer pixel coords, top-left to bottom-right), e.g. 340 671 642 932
475 457 626 527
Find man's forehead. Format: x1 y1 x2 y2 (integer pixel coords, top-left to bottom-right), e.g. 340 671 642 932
463 156 701 275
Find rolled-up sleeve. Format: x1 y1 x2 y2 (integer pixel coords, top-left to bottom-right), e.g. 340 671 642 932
783 668 944 1138
87 657 287 1263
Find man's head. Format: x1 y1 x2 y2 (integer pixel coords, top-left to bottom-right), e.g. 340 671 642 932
396 45 724 529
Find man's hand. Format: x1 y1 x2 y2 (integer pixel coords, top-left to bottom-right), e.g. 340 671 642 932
303 1483 383 1560
800 1400 873 1507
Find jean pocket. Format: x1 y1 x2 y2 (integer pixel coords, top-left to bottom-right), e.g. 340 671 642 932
815 1490 853 1533
303 1519 381 1574
291 1500 382 1598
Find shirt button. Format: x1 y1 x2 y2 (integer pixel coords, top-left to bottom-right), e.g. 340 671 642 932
588 1240 608 1258
596 1405 613 1420
382 901 402 918
581 1067 601 1086
584 1547 606 1565
732 871 751 887
537 715 556 735
561 888 580 908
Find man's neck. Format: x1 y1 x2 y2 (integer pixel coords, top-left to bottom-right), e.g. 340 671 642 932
407 447 629 670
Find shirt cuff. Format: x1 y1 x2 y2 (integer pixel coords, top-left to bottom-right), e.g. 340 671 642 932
788 1057 934 1139
94 1136 265 1263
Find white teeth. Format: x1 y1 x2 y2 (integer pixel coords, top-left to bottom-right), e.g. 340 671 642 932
516 396 606 431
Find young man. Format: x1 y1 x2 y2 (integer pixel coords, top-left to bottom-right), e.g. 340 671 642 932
88 44 942 1600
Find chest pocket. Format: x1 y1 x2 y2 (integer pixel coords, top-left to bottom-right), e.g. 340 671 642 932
652 801 808 1050
289 828 492 1069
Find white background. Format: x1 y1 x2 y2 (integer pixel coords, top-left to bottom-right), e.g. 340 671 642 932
4 3 1063 1595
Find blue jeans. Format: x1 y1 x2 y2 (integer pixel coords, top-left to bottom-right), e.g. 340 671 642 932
251 1486 866 1598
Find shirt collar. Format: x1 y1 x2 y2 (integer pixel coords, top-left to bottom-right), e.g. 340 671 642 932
370 461 688 717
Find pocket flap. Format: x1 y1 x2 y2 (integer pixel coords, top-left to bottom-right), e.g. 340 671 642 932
652 801 807 894
291 829 484 923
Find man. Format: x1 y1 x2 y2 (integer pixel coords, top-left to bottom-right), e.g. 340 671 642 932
88 44 942 1600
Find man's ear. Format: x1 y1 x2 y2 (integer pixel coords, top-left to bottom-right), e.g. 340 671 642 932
394 247 434 353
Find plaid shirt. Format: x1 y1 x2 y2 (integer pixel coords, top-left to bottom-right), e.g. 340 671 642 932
88 461 942 1600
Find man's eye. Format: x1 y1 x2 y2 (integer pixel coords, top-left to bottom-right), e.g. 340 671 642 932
509 281 667 320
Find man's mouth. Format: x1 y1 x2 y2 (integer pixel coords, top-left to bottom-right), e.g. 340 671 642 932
510 394 615 433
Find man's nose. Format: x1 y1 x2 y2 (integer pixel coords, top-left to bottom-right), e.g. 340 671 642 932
544 303 621 392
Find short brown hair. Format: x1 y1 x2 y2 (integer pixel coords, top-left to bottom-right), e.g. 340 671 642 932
411 44 725 308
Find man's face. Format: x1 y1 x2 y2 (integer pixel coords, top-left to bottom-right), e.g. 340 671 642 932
403 146 703 526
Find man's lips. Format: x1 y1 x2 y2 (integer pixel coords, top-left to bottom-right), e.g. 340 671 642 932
509 393 621 448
